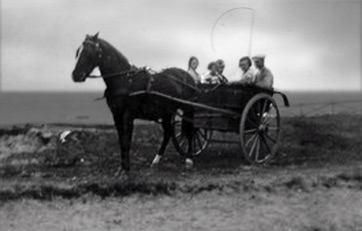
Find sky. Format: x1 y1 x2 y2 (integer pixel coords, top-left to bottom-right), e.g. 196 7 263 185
1 0 361 92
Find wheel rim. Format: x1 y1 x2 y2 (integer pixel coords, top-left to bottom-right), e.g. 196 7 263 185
172 109 212 156
240 94 280 164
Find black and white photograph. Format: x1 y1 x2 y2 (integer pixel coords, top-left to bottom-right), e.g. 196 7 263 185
0 0 361 230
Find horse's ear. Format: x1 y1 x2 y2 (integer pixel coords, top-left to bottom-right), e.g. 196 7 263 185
94 32 100 39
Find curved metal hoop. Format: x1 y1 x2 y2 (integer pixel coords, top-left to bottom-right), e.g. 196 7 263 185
210 7 255 55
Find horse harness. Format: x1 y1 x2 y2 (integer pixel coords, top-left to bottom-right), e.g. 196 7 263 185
82 38 199 102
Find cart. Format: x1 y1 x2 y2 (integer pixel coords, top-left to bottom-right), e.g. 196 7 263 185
170 82 289 165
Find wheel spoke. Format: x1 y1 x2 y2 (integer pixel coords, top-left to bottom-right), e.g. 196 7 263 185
262 113 275 124
244 128 257 134
265 133 277 144
197 129 207 140
252 104 260 121
261 100 268 114
200 129 212 141
195 134 203 150
246 116 259 128
258 101 264 122
267 126 279 131
245 133 257 148
255 136 260 161
248 135 259 158
260 135 272 155
261 111 270 124
261 103 276 124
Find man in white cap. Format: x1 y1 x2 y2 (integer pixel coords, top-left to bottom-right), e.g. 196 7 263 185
252 55 274 89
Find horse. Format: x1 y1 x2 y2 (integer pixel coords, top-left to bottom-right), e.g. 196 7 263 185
71 32 197 172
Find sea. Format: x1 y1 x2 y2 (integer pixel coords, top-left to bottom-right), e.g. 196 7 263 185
1 91 362 125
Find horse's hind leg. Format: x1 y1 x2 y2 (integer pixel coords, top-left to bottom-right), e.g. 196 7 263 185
185 128 194 169
151 114 172 167
183 110 194 169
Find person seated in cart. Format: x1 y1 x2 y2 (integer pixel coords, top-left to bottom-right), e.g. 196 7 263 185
203 61 228 84
187 56 202 83
239 56 255 84
215 59 228 83
252 55 274 89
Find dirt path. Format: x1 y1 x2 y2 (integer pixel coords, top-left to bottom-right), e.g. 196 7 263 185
1 164 362 231
1 173 362 231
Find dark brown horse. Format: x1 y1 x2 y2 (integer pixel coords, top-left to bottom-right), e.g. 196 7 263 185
72 33 197 172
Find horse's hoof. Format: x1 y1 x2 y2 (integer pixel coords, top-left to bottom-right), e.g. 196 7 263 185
151 154 162 167
185 158 193 169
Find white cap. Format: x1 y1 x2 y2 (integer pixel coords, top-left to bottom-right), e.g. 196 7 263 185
252 54 266 60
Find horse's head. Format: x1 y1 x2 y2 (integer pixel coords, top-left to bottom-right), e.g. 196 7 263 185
72 32 102 82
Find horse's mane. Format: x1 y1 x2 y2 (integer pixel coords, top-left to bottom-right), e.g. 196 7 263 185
97 38 131 68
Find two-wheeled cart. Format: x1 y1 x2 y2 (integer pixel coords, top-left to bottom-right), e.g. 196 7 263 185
169 83 289 165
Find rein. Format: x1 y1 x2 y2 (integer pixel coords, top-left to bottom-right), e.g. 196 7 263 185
88 66 201 93
87 66 144 79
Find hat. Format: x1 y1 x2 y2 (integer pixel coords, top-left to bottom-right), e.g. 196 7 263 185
252 54 266 60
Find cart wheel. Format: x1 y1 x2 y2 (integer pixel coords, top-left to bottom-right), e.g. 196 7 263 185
171 109 212 156
239 93 280 165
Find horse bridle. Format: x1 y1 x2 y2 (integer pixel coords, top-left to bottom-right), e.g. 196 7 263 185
82 39 103 62
78 39 142 80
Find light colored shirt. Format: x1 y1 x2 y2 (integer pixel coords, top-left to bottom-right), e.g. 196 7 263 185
203 72 223 84
241 67 255 84
188 69 201 83
254 67 274 89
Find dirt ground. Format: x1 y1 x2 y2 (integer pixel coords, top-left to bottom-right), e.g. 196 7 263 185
0 115 362 231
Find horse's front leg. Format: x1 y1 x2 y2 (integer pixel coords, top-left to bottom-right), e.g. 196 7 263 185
114 111 134 172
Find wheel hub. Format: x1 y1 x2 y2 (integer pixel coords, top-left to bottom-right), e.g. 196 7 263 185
258 124 267 134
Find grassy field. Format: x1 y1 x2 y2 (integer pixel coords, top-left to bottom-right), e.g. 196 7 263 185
0 114 362 230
